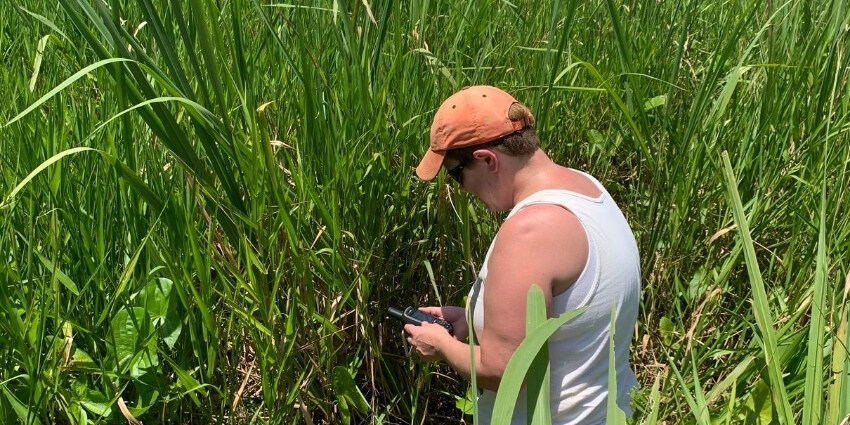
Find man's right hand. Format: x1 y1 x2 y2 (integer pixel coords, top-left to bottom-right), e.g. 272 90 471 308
419 306 469 341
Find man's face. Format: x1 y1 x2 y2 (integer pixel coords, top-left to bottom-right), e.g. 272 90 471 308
443 149 511 212
443 155 468 186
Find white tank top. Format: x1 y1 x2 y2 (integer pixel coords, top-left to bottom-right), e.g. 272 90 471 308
469 170 640 425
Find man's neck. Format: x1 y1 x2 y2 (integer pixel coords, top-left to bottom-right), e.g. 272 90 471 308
508 150 557 207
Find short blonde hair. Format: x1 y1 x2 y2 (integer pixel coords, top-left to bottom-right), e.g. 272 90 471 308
499 103 539 156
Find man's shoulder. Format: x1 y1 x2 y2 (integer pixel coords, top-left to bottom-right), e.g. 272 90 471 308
499 204 583 238
494 205 587 255
490 203 590 292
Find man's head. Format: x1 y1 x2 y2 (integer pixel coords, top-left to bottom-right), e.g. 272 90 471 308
415 85 538 182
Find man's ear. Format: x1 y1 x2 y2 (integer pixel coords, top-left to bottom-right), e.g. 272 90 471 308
472 149 498 171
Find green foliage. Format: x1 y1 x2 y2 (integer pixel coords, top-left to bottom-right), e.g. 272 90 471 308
492 286 585 425
525 285 552 425
607 304 627 425
332 366 370 425
720 151 793 423
0 0 848 423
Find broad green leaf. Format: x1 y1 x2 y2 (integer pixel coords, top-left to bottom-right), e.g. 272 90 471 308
741 380 774 425
607 304 626 424
79 395 112 418
332 366 369 416
524 285 551 425
67 402 88 425
160 305 183 350
127 389 159 418
110 307 159 379
162 354 206 407
110 307 142 368
72 378 113 418
456 386 475 415
70 348 98 370
48 153 61 196
492 292 585 425
643 95 666 112
2 385 45 425
587 129 605 150
26 309 41 348
659 316 674 345
338 393 351 425
687 266 706 301
138 278 173 325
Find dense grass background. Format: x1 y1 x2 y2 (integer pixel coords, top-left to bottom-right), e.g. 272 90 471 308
1 0 848 423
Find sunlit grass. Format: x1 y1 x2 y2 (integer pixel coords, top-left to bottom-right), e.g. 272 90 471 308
1 0 848 423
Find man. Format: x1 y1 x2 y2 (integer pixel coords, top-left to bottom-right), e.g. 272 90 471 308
404 85 640 424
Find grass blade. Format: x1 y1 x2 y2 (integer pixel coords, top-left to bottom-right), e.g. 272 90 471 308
642 370 663 425
827 272 850 425
665 353 709 425
720 150 793 424
525 285 551 425
802 139 829 425
607 303 626 424
3 58 133 128
1 147 96 207
33 251 79 296
492 285 585 425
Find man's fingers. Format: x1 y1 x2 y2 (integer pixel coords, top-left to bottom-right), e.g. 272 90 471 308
419 321 447 333
419 306 440 316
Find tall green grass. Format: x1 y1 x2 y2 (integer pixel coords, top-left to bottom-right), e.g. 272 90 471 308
1 0 848 423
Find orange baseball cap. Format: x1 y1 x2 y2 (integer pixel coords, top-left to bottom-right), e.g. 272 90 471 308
416 85 532 180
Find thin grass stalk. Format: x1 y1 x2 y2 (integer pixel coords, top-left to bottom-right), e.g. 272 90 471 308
537 0 578 129
467 297 479 425
664 0 693 117
664 351 709 425
802 42 838 425
603 0 650 142
642 370 662 425
720 150 794 424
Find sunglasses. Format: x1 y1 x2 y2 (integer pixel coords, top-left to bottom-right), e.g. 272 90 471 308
443 137 507 185
445 157 469 185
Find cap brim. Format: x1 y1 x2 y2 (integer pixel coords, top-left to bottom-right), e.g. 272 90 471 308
415 149 446 180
